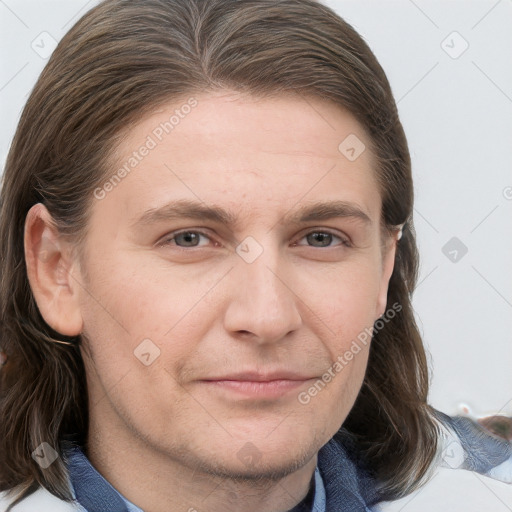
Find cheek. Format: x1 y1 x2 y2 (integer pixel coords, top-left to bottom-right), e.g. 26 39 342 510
298 262 380 415
77 250 222 380
81 247 192 332
302 261 382 347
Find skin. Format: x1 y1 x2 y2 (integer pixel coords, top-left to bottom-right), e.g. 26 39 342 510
25 90 397 512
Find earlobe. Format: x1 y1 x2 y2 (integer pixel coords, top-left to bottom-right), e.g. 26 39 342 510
24 203 83 337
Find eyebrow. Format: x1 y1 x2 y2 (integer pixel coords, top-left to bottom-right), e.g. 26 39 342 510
132 198 372 230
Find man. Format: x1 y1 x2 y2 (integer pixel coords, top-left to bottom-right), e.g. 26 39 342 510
0 1 510 510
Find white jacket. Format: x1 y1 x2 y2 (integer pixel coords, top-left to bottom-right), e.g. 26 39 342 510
0 487 83 511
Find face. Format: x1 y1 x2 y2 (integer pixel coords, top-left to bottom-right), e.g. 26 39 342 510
70 91 396 478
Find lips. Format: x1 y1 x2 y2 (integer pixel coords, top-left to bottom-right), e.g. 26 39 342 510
203 371 316 382
199 371 317 399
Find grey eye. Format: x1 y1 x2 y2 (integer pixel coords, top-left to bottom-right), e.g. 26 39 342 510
174 231 204 247
306 232 334 247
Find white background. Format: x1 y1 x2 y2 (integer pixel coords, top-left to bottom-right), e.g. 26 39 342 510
1 0 511 423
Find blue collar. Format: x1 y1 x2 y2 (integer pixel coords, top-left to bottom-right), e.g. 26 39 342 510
64 435 376 511
317 434 379 511
65 445 135 512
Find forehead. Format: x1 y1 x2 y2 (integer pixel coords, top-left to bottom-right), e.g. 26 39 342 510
97 90 381 230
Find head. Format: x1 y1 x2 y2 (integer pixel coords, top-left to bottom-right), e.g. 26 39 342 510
0 0 437 506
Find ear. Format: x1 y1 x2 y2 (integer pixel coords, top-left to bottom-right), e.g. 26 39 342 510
375 232 398 320
24 203 83 336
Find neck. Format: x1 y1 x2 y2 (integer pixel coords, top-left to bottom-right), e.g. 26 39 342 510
86 411 317 512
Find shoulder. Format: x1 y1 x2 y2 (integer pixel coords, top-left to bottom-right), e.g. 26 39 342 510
0 487 84 512
378 411 512 511
377 466 512 512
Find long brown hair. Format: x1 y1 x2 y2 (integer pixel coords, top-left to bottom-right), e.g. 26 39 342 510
0 0 438 506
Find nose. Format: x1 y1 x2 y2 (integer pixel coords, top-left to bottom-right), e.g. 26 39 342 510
223 246 303 345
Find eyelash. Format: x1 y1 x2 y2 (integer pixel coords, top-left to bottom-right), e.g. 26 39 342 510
157 229 352 250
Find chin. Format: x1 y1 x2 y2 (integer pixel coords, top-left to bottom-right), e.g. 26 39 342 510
199 448 314 483
168 429 319 483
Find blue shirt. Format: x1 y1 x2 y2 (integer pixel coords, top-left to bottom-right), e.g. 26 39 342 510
63 413 512 512
65 445 327 512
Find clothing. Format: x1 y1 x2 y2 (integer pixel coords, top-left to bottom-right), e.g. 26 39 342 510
1 413 511 512
65 444 327 512
0 438 374 512
377 413 512 512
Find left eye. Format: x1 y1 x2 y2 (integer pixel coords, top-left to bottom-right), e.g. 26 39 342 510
295 231 350 248
163 231 212 248
159 230 350 249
